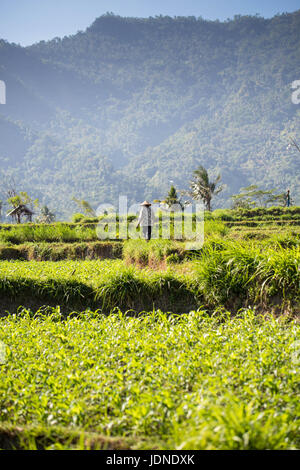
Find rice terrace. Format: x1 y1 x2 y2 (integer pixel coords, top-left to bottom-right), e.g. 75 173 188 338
0 205 299 450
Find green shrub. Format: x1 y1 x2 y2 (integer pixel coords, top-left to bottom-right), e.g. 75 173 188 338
166 253 181 264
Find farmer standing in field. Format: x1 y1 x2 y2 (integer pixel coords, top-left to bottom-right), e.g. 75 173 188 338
136 201 155 241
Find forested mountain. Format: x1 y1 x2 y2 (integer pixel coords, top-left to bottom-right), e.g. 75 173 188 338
0 12 300 218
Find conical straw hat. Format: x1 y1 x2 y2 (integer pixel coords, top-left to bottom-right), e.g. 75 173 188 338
140 200 151 206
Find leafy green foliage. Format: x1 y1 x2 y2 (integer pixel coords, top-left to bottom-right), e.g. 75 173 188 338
231 185 287 209
7 191 38 210
0 309 298 449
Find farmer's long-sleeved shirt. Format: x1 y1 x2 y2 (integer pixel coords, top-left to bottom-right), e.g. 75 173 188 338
137 206 155 226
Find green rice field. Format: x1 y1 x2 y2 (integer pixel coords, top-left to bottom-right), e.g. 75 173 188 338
0 209 299 450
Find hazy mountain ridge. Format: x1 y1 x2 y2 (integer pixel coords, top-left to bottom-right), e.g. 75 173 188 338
0 12 300 218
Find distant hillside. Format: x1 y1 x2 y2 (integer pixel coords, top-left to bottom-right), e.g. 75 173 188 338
0 12 300 219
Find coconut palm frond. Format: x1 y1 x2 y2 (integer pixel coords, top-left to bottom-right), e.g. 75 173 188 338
187 165 223 211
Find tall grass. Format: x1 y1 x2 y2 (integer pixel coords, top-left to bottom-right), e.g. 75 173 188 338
0 224 98 244
123 239 185 265
0 260 196 312
194 242 300 305
0 241 123 261
0 242 298 311
0 215 228 245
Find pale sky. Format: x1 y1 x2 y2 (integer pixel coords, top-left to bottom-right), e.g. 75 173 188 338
1 0 299 46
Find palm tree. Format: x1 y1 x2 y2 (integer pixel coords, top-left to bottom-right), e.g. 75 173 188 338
164 185 183 209
37 205 56 223
186 165 223 211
